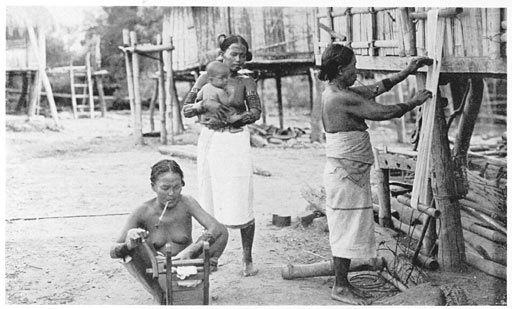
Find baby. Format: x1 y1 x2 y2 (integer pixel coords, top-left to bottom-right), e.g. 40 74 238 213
197 61 244 133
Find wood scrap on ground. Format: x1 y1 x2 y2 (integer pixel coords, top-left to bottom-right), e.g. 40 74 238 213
158 145 272 177
247 123 307 147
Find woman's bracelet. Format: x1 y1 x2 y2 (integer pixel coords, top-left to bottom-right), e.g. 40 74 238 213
110 242 132 259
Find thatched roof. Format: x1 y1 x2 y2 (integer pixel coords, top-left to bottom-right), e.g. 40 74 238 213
6 6 55 36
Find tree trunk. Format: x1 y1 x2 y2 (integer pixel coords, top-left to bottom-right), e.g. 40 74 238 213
430 95 466 270
452 78 484 197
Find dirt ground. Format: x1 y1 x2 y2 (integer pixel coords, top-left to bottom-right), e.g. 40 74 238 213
4 110 507 305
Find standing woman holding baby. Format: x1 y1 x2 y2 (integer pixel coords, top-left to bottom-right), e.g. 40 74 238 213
182 34 261 276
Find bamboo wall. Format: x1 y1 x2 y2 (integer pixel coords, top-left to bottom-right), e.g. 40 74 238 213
162 7 315 71
6 31 39 71
317 7 507 74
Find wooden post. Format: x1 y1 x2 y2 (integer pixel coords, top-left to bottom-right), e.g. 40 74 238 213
94 35 107 117
85 52 95 118
399 8 416 56
28 70 41 117
96 75 107 117
276 72 284 129
149 78 158 132
130 31 145 145
122 29 136 124
375 167 392 227
422 179 437 256
372 146 392 228
69 62 78 118
259 79 266 124
26 24 60 127
157 34 167 145
163 35 175 144
35 27 45 116
431 94 466 271
309 68 323 143
15 72 29 113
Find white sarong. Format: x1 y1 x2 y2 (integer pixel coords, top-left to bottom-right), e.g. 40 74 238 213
197 126 254 228
324 130 376 259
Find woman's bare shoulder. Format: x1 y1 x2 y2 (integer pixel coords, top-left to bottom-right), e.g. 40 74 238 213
326 88 363 106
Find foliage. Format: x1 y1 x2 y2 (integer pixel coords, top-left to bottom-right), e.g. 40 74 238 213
83 7 164 97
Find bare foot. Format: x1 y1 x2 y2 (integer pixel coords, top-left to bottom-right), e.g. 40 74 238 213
331 286 370 305
242 261 259 277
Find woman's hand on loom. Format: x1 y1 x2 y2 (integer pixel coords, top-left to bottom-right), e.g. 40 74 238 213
409 89 433 107
125 228 149 250
406 57 434 74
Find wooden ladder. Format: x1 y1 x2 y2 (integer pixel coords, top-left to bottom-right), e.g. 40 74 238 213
70 52 95 118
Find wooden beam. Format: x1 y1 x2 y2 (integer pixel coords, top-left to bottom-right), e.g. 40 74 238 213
26 24 60 127
409 8 463 19
120 43 174 53
355 56 507 76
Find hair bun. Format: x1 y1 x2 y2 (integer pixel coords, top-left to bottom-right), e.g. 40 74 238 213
217 34 226 48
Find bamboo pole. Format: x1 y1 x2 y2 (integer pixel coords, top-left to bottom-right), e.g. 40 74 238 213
157 34 168 145
374 162 392 227
487 8 502 60
130 31 144 145
422 180 436 256
26 24 60 127
416 8 426 56
461 219 506 244
396 195 440 218
411 10 445 209
392 197 426 226
281 257 386 279
122 29 136 124
85 52 95 119
395 9 406 57
401 8 416 56
463 228 506 266
460 204 506 236
466 251 506 280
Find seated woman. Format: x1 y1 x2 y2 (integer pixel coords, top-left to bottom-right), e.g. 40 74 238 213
110 159 228 304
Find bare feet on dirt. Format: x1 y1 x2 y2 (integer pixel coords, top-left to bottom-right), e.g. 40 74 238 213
331 286 370 305
242 261 259 277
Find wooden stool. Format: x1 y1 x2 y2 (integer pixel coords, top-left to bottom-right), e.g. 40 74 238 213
146 242 210 305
